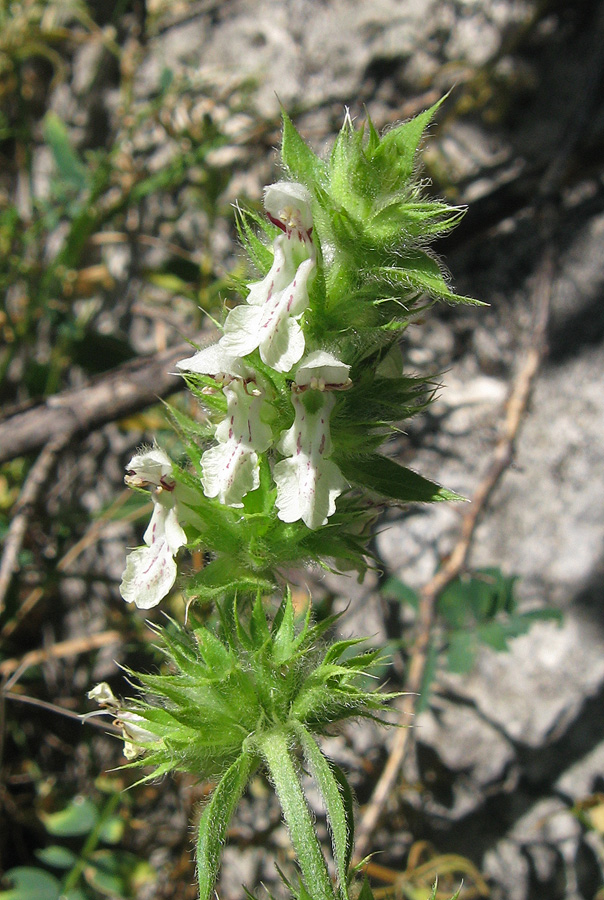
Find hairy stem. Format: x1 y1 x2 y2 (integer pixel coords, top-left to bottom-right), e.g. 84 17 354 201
259 729 338 900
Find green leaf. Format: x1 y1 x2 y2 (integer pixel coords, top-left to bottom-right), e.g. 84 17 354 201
380 576 419 609
295 724 352 898
259 731 336 900
42 797 99 837
43 112 87 191
370 98 444 188
281 111 325 185
197 751 256 900
250 593 271 647
447 630 477 675
337 454 463 503
84 850 155 897
98 815 125 845
0 868 61 900
195 629 233 679
375 252 480 305
272 592 296 664
34 846 77 869
357 876 376 900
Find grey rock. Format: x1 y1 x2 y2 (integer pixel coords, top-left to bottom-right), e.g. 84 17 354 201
416 700 517 818
439 615 604 748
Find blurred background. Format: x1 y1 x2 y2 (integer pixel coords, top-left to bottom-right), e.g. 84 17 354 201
1 1 604 898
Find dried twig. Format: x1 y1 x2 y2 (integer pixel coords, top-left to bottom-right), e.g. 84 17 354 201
3 691 121 733
0 335 208 465
0 630 122 684
0 434 72 617
354 246 554 861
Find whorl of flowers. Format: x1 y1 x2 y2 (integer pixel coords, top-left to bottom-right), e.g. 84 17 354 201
118 102 477 610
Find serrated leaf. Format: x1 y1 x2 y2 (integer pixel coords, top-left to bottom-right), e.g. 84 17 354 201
0 868 61 900
197 751 255 900
337 454 463 504
376 252 480 305
281 111 325 184
42 797 99 837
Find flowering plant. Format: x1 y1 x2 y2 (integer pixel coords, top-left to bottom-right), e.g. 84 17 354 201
88 101 476 900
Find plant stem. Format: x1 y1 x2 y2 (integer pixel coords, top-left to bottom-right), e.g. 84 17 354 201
61 791 121 894
259 729 338 900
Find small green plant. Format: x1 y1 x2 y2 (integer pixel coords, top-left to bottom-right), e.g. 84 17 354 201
382 566 562 708
0 789 153 900
84 101 479 900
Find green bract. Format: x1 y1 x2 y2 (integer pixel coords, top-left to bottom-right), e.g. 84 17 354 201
120 593 395 900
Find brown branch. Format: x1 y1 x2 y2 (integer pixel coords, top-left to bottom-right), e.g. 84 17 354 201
353 246 553 862
0 630 122 683
0 434 72 616
3 691 121 733
0 335 207 465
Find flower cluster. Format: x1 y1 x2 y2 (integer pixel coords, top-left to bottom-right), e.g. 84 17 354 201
177 183 352 529
117 105 475 611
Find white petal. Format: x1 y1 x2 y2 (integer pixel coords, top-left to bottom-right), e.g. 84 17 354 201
264 182 313 232
277 393 336 458
120 712 156 759
215 380 272 451
201 442 260 506
120 539 179 609
87 683 117 705
176 342 250 378
245 238 293 306
259 313 305 373
125 447 173 487
219 305 265 358
274 456 346 530
295 350 351 388
162 504 188 554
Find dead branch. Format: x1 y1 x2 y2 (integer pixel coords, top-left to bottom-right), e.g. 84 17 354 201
0 434 72 616
0 335 207 465
0 630 122 683
353 246 554 862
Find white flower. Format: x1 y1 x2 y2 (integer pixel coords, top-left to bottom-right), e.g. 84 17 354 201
263 181 313 236
203 378 272 506
294 350 352 391
273 352 350 530
124 446 174 489
87 683 157 760
219 182 316 373
120 448 187 609
177 346 273 506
